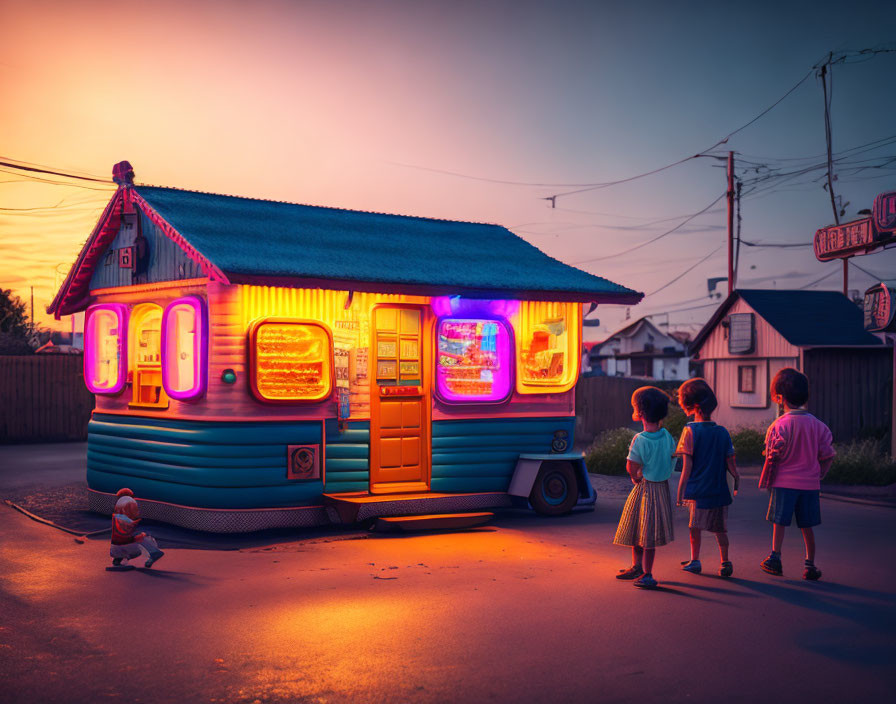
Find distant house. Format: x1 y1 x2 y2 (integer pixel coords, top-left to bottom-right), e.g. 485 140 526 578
589 317 690 380
690 289 892 441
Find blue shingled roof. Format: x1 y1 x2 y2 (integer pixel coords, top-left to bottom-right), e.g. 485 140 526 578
692 289 881 351
133 185 640 302
737 289 880 346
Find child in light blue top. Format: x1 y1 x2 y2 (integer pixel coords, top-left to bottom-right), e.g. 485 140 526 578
613 386 677 589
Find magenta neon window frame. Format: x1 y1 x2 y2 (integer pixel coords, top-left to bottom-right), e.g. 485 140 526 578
435 317 514 404
161 296 208 401
84 303 128 394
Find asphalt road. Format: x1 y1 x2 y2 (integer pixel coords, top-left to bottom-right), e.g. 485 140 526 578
1 443 895 703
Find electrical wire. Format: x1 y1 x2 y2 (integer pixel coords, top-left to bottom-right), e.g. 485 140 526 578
643 244 726 298
573 192 726 265
0 159 113 184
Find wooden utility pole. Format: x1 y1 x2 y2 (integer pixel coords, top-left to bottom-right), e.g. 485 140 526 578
820 57 847 295
727 151 735 296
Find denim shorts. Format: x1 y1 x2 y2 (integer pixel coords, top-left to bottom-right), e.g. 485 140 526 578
766 488 821 528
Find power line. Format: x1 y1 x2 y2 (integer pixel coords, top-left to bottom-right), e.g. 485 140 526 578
573 192 726 265
543 69 813 203
644 244 725 298
0 159 113 184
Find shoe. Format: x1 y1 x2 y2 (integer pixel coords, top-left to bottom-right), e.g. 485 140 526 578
760 554 783 576
616 565 645 580
112 558 123 566
719 561 733 578
144 550 165 568
681 559 702 574
633 574 658 589
803 564 822 581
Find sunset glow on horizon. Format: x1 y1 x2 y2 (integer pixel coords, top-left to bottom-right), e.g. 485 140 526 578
2 0 894 334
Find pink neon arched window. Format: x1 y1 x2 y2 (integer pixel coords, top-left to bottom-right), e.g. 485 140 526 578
161 296 208 400
84 304 128 394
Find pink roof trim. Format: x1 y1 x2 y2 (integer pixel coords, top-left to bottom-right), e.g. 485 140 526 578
127 189 229 285
48 188 229 318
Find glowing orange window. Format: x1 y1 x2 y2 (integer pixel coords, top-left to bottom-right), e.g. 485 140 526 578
249 318 334 403
515 301 581 394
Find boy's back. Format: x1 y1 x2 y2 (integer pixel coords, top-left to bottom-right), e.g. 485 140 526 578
765 411 834 490
679 421 734 508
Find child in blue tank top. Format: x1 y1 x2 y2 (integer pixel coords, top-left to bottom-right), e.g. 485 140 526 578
676 379 740 577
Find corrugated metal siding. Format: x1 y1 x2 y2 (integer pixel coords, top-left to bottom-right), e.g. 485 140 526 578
804 348 893 442
699 299 799 360
89 210 203 291
87 413 327 508
430 417 575 493
324 420 369 493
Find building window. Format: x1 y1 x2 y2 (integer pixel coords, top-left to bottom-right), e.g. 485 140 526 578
161 296 207 400
630 358 651 378
436 318 513 403
728 313 755 354
130 303 168 408
84 304 128 394
738 364 757 393
516 301 580 394
249 318 334 402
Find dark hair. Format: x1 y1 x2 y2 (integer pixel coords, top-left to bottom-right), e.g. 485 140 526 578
771 367 809 407
677 378 718 416
631 386 670 423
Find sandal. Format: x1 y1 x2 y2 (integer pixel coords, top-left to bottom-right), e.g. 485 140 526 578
760 554 783 576
616 565 645 580
719 561 733 578
681 559 702 574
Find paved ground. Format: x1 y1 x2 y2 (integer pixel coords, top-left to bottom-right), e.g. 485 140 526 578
1 443 895 703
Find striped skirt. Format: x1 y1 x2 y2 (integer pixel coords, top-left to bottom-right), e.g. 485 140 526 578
613 479 674 548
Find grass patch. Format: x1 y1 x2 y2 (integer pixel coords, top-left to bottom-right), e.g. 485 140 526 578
585 427 636 476
823 439 896 486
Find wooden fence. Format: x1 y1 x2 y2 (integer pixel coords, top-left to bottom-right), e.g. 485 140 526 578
574 375 679 445
0 356 95 443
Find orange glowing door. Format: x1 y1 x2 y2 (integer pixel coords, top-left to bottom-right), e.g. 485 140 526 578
369 306 430 494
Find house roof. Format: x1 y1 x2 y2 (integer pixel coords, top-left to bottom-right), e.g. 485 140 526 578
50 183 641 315
690 289 882 354
592 316 683 352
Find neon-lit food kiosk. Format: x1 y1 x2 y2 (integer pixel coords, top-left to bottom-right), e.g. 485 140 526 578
50 162 642 532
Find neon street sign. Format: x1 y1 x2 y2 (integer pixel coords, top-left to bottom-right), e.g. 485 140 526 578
813 218 875 261
873 191 896 234
863 283 896 333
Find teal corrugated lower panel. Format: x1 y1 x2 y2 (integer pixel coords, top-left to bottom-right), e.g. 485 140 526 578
431 435 558 449
431 449 549 464
87 468 323 509
431 417 574 437
324 458 368 472
90 415 324 445
431 464 515 478
87 443 283 469
322 471 368 484
88 434 284 460
323 445 369 460
87 453 292 488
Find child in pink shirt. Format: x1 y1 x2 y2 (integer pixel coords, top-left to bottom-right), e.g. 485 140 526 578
759 368 835 580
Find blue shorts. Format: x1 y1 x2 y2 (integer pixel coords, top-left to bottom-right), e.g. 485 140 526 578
766 488 821 528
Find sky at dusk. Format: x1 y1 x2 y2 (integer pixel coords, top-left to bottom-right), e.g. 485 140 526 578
1 0 895 336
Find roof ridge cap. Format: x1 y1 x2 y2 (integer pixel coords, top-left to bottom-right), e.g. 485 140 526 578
134 182 506 229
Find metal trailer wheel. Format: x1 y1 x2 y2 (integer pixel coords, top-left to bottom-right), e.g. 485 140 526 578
529 462 578 516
